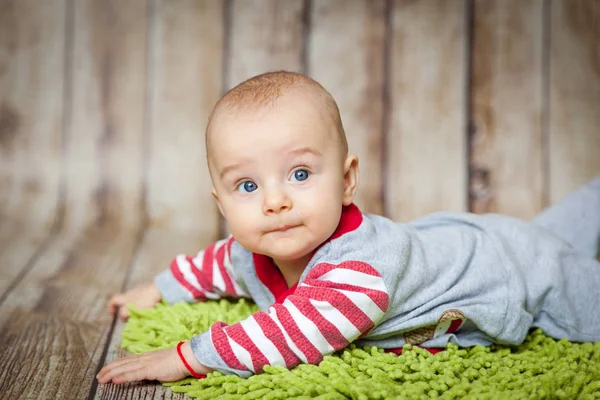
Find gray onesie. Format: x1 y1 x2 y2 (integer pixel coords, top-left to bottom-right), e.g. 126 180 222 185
156 174 600 377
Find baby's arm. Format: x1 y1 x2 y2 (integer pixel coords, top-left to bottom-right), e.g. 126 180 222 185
107 236 248 320
99 260 388 384
191 260 390 377
99 237 248 384
155 236 248 305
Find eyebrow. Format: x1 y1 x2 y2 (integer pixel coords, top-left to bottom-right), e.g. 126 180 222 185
220 161 250 180
218 147 322 180
287 146 322 158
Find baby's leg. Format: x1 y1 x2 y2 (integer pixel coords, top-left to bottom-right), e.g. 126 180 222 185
532 251 600 342
532 174 600 258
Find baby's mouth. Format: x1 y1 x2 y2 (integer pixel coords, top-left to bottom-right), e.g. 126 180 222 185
270 225 299 233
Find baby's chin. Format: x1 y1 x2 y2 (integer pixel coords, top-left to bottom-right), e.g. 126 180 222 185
264 247 310 261
257 238 319 262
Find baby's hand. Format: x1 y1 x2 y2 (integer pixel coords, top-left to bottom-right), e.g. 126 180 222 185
108 282 162 320
96 341 212 384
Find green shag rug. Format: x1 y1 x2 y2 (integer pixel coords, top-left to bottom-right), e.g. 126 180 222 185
122 299 600 399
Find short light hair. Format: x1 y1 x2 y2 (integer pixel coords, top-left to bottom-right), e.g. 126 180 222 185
205 71 348 160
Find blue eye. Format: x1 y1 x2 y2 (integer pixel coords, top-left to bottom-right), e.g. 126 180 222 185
237 180 257 193
291 169 310 182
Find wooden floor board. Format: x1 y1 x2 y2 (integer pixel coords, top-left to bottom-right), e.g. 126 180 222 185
0 221 55 300
0 224 143 399
0 309 109 399
94 320 184 400
94 229 215 399
0 0 66 316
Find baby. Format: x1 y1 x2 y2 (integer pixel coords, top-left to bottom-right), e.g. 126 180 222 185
97 71 600 385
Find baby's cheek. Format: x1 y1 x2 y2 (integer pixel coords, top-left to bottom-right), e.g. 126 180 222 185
311 206 340 238
227 220 248 241
229 217 260 248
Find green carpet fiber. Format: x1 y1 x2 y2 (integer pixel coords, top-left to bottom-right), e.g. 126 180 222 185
122 299 600 399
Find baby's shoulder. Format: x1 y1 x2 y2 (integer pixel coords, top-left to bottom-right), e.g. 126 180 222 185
310 213 412 267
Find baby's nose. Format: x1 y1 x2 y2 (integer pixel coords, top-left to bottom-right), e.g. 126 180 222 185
263 188 292 214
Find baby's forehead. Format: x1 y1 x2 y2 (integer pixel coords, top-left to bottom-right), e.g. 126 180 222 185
211 108 330 151
227 86 328 119
206 83 347 169
209 90 331 140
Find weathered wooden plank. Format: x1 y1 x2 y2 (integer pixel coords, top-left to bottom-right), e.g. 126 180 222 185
309 0 387 215
0 0 65 228
228 0 305 84
385 0 469 221
548 0 600 202
0 222 48 298
0 310 108 398
0 0 66 296
95 229 213 399
0 225 142 398
470 0 545 218
145 0 224 237
0 0 148 398
62 0 147 230
97 1 225 397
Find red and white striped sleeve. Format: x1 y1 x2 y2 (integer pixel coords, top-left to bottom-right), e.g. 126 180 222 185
207 261 389 374
155 236 249 303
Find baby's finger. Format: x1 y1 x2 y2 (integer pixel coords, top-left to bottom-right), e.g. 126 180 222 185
108 293 125 307
118 306 129 320
111 365 148 384
99 362 145 384
108 294 126 317
97 356 140 383
108 302 118 316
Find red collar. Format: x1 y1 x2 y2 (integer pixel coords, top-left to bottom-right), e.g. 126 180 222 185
253 203 363 302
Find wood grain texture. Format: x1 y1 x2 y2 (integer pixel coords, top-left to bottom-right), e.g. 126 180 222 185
228 0 305 86
309 0 387 215
0 310 107 398
386 0 468 221
0 0 65 229
97 320 186 399
146 0 223 237
0 223 48 297
548 0 600 203
0 0 66 296
0 225 141 398
0 1 148 397
95 229 214 399
470 0 545 218
97 1 226 396
63 0 147 231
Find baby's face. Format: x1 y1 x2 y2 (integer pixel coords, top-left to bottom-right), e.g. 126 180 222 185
209 90 353 262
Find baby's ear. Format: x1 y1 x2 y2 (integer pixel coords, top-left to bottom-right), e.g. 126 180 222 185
211 188 226 217
342 155 359 206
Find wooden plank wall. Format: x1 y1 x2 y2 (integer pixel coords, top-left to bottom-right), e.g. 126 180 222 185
470 0 546 217
0 1 598 399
